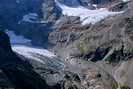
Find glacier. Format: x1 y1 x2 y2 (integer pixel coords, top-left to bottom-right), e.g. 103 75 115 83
12 45 56 64
18 13 39 24
6 30 64 68
55 0 123 25
6 30 31 44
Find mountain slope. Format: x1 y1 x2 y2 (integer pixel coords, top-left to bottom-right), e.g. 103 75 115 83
0 0 125 47
5 30 64 70
0 0 132 89
0 27 119 89
56 0 123 25
0 30 51 89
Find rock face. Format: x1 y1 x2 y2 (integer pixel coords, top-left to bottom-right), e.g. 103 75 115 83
63 59 118 89
0 30 119 89
0 31 51 89
41 0 62 23
0 0 121 47
56 1 131 62
0 0 61 46
114 59 133 89
49 2 133 89
1 0 133 89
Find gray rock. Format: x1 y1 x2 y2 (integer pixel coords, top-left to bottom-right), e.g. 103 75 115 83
0 31 51 89
54 16 81 29
114 60 133 89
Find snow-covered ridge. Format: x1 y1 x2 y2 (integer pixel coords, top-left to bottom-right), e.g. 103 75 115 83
55 0 123 25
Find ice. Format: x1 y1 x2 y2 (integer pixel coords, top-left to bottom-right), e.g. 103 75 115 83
55 0 123 25
6 30 31 44
12 45 56 64
6 30 60 66
18 13 39 24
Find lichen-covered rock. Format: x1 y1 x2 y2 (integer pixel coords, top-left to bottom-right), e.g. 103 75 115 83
114 59 133 89
0 31 119 89
63 59 118 89
61 2 133 63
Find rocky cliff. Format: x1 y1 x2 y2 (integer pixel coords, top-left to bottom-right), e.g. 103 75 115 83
0 30 52 89
0 29 118 89
51 1 133 89
0 0 133 89
0 0 122 47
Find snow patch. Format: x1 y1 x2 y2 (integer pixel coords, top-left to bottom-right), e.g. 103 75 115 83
6 30 55 63
16 0 20 4
122 0 130 2
92 4 98 9
55 0 123 25
12 45 56 64
6 30 31 44
6 30 64 68
18 13 39 24
12 45 64 69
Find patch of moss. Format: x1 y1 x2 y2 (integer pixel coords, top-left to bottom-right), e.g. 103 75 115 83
120 86 131 89
111 80 118 89
76 39 89 55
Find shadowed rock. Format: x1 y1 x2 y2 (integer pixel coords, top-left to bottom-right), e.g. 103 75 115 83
0 30 51 89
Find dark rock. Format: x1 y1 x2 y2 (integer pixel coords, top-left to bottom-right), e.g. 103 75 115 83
109 1 129 12
0 30 51 89
0 0 61 47
0 31 119 89
54 16 81 29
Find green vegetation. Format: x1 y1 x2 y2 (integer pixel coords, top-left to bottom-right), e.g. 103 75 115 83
76 39 89 56
110 80 118 89
120 86 131 89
